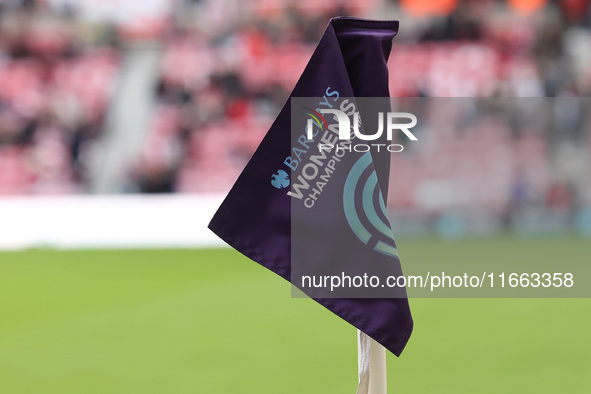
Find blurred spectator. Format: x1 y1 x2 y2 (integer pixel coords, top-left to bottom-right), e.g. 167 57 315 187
0 0 121 194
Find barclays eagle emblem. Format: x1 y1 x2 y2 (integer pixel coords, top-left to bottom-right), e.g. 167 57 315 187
271 170 290 189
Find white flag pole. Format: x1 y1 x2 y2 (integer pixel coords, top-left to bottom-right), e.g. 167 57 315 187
357 330 387 394
368 336 387 394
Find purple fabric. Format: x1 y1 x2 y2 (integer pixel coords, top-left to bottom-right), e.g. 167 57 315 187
208 17 413 356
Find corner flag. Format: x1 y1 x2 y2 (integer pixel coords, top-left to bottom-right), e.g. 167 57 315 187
209 17 413 356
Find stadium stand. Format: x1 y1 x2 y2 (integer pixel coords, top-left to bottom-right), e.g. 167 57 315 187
0 0 589 233
0 0 121 194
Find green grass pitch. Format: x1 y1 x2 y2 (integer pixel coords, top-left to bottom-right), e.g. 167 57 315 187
0 237 589 393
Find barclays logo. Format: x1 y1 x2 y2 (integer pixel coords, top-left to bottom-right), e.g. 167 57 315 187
271 169 290 189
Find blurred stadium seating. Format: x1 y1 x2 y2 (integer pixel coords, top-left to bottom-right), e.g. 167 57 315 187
0 0 121 194
0 0 590 236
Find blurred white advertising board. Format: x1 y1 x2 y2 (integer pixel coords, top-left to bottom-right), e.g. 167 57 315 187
0 194 226 250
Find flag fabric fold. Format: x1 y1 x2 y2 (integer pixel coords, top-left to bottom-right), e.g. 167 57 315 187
208 17 413 356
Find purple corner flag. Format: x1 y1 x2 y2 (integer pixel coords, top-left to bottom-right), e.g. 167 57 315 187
208 17 413 356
